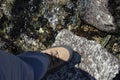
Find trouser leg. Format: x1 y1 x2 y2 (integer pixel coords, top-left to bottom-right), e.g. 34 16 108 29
18 51 50 80
0 50 34 80
0 50 50 80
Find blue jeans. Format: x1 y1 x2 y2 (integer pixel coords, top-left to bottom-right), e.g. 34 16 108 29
0 50 50 80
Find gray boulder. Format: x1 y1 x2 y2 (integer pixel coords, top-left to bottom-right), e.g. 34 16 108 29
50 29 120 80
77 0 120 33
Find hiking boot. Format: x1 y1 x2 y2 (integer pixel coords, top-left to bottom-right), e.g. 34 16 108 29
42 46 73 72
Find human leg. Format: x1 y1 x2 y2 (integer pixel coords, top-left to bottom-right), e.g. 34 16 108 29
18 51 50 80
0 50 34 80
0 50 50 80
0 46 73 80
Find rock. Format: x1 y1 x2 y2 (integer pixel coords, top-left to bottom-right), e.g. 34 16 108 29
52 29 120 80
0 0 15 19
77 0 120 33
45 0 68 6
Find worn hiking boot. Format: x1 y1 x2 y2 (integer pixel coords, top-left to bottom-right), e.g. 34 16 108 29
42 46 73 72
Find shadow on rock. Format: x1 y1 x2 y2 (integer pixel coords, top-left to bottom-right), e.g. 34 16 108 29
108 0 120 34
42 51 96 80
113 70 120 80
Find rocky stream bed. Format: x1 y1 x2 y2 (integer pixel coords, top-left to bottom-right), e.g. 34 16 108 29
0 0 120 80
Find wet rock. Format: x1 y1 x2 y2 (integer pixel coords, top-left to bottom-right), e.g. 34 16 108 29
17 33 46 51
43 0 68 29
0 0 57 53
43 0 81 29
52 29 120 80
0 0 15 19
77 0 120 33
